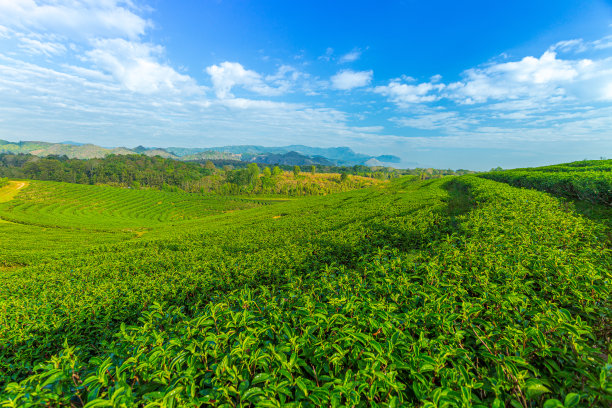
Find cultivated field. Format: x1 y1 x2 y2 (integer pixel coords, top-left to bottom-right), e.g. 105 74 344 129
0 162 610 407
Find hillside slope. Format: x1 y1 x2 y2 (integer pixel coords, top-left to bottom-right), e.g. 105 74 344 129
0 171 610 406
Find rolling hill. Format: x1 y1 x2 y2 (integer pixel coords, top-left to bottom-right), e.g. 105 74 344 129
0 160 610 406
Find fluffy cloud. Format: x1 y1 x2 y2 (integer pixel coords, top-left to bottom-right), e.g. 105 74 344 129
0 1 199 96
375 81 444 106
378 49 612 109
331 69 372 90
447 51 592 104
206 62 292 98
0 0 149 41
86 39 199 94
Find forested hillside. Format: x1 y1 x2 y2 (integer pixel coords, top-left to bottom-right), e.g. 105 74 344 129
0 160 610 407
0 153 467 196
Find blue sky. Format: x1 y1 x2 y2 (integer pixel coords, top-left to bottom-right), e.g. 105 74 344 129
0 1 611 170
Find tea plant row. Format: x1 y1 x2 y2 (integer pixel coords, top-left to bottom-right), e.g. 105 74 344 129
1 176 610 406
481 160 612 206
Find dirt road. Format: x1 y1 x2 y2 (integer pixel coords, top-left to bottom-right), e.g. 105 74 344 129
0 180 29 203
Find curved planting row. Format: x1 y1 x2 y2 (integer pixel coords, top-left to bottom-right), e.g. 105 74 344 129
480 170 611 206
0 181 263 230
0 178 446 388
1 176 610 407
508 160 612 173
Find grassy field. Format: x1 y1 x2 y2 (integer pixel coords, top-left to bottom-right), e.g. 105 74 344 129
0 163 610 407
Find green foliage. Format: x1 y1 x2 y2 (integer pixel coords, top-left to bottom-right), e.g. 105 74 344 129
293 165 301 177
203 160 216 171
0 154 383 197
0 177 7 188
0 169 610 406
480 159 612 205
0 181 262 230
0 154 213 190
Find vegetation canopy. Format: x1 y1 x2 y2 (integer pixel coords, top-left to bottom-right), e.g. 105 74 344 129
0 159 609 407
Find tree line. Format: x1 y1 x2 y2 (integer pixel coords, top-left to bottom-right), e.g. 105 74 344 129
0 153 474 196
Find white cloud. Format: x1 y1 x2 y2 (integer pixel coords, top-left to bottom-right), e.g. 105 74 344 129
0 51 400 153
318 47 334 62
86 39 199 94
551 35 612 53
0 1 197 96
374 80 444 105
206 62 290 98
593 35 612 50
18 37 66 56
550 39 588 53
379 48 612 109
603 81 612 101
392 111 477 131
331 69 372 90
0 0 149 41
447 51 590 104
0 24 11 39
339 49 361 63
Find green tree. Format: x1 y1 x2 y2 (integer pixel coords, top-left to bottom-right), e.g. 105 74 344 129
272 166 282 176
310 165 316 174
263 167 272 177
293 165 301 177
247 163 260 186
340 172 348 182
204 160 216 171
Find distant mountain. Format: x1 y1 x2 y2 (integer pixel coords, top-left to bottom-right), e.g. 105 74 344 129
60 141 86 146
141 149 179 159
0 140 54 154
181 151 242 161
0 139 402 168
248 151 335 166
165 147 215 157
0 140 136 159
187 145 400 166
374 155 401 164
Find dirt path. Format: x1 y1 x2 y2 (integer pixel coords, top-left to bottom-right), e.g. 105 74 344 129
0 180 29 203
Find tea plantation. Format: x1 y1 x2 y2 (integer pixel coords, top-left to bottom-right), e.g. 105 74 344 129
0 161 610 407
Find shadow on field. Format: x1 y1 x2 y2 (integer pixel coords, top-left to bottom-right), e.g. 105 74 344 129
441 178 477 232
564 199 612 233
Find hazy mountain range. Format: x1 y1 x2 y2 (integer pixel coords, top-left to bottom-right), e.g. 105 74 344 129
0 140 401 167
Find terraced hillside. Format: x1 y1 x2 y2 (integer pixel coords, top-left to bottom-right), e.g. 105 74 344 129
0 166 611 407
0 181 267 230
0 181 275 270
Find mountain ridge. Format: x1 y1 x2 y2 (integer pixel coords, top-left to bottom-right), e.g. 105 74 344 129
0 139 402 167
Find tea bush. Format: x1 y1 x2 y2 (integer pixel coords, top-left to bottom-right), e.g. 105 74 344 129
0 173 610 407
481 159 612 205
